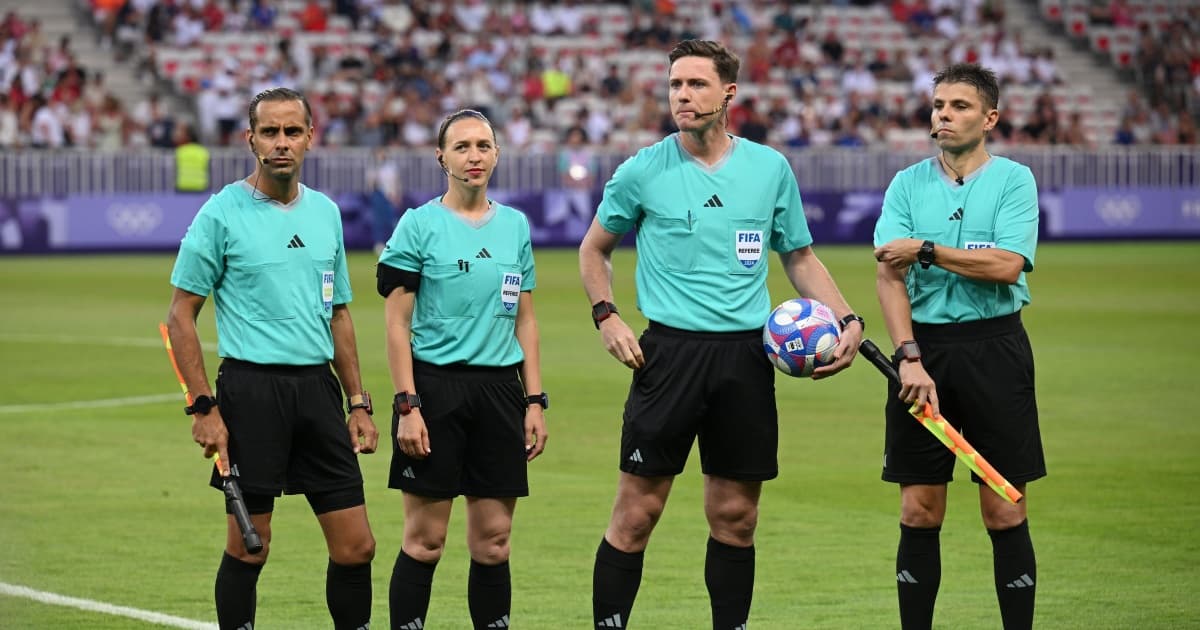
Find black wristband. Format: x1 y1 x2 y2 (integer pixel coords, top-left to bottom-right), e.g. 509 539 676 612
838 313 865 331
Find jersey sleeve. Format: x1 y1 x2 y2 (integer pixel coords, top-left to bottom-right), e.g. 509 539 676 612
519 213 537 291
378 208 423 273
595 153 642 235
333 204 353 305
874 171 914 246
169 197 226 297
769 154 813 252
993 164 1039 272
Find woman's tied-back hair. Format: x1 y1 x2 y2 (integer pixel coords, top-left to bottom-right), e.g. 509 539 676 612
668 40 741 85
437 109 496 149
248 87 313 130
933 63 1001 111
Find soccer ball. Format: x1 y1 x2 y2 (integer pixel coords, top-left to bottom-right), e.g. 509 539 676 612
762 298 841 377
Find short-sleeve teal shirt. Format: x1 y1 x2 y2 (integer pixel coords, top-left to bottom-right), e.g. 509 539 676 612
873 156 1039 324
597 134 813 332
378 199 536 367
170 182 352 365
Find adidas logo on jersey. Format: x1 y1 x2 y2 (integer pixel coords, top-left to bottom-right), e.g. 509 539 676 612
948 208 963 221
702 194 724 208
476 248 493 258
597 613 624 627
286 234 306 248
401 467 416 479
627 450 643 463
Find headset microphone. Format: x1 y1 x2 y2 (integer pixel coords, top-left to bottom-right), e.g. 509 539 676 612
694 94 733 119
439 158 470 183
259 155 270 165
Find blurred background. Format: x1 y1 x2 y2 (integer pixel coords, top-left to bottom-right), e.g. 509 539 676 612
1 0 1198 253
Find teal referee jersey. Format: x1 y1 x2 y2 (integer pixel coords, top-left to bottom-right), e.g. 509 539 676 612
873 156 1039 324
170 181 352 365
379 199 536 367
597 134 813 332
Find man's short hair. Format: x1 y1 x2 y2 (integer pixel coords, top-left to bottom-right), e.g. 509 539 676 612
668 40 740 85
248 87 312 130
933 63 1000 111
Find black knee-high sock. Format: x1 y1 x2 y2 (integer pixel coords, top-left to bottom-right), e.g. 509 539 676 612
593 537 644 628
390 550 437 630
326 559 372 630
468 559 511 629
896 524 941 630
989 520 1037 630
215 552 263 630
705 536 755 630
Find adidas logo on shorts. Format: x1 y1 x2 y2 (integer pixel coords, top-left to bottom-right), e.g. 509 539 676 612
401 467 416 479
627 450 643 463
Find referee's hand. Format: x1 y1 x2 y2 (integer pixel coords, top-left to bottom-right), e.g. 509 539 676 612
524 406 547 462
599 316 644 369
192 410 230 476
898 361 940 417
397 410 431 459
347 409 378 455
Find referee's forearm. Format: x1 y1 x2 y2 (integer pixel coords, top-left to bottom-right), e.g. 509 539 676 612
329 305 364 395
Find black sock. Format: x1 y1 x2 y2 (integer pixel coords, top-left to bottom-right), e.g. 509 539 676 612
989 520 1037 630
705 536 755 630
593 537 644 628
326 559 372 630
896 524 941 630
389 550 437 630
468 559 511 629
215 552 263 630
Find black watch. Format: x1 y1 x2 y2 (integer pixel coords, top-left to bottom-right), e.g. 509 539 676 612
838 313 865 331
525 392 549 410
917 240 936 269
348 391 373 415
184 394 217 416
393 391 422 416
893 340 922 363
591 301 619 329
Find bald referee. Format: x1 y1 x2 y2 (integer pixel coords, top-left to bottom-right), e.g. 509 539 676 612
579 40 863 629
167 87 378 630
873 63 1045 630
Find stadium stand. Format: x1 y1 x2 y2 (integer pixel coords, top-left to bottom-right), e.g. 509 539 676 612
2 0 1196 153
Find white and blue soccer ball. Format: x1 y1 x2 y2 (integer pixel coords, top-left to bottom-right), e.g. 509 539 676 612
763 298 841 377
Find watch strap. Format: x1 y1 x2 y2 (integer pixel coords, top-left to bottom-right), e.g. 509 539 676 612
591 301 619 329
838 313 865 331
525 393 549 410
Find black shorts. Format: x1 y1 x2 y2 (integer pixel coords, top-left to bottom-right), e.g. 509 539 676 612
619 322 779 481
388 360 529 499
882 312 1046 486
211 359 364 500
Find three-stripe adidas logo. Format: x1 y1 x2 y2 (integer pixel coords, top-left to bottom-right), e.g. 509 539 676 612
896 570 919 584
397 617 424 629
286 234 306 248
476 248 492 258
627 449 643 463
702 194 724 208
401 466 416 479
597 613 623 628
948 208 963 221
235 623 253 630
733 624 748 630
486 614 510 628
1005 573 1035 589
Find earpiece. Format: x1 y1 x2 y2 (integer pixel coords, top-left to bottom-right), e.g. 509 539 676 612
438 155 469 183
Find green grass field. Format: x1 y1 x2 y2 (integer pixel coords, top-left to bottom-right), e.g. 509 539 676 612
1 242 1198 629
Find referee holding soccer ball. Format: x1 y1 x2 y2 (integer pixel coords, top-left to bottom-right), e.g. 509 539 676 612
376 109 547 630
579 40 862 630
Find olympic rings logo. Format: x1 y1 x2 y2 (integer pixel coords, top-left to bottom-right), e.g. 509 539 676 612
106 203 163 236
1094 195 1139 226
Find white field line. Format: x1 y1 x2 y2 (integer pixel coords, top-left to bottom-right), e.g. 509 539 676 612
0 581 217 629
0 332 216 352
0 393 179 414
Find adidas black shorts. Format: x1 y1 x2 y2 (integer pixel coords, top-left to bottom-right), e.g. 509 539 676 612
211 359 364 500
882 312 1046 486
388 361 529 499
619 322 779 481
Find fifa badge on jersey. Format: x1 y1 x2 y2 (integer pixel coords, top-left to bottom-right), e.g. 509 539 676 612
322 271 335 313
501 272 521 312
964 241 996 250
735 230 763 269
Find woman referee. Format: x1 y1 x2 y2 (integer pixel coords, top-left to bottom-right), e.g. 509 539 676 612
376 109 548 630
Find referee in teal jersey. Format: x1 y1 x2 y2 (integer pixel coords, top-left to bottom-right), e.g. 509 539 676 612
580 40 864 630
873 63 1045 630
376 110 547 630
166 88 378 630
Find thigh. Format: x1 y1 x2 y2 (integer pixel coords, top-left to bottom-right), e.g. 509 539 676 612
213 365 291 495
699 336 779 481
620 331 706 477
462 380 528 498
389 373 468 499
288 369 363 494
947 329 1045 485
